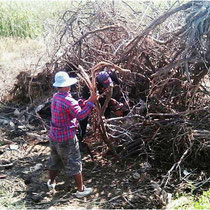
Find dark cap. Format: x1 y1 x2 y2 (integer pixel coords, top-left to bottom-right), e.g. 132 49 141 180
96 71 112 88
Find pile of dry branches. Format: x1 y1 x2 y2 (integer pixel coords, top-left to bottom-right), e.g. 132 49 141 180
51 0 210 169
5 1 210 178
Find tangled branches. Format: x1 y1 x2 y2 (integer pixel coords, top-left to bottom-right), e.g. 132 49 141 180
9 1 210 177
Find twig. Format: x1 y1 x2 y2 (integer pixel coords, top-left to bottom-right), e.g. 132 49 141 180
192 177 210 192
122 195 135 208
161 145 192 188
0 162 14 169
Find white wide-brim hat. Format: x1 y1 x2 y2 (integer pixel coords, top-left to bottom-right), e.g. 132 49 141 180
53 71 77 87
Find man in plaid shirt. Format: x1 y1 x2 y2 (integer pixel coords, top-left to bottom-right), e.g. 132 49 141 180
47 71 97 198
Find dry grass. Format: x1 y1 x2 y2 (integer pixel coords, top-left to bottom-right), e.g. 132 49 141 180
0 0 74 101
0 37 48 101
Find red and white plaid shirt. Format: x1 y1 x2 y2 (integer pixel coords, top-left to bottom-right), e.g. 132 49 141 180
49 91 94 142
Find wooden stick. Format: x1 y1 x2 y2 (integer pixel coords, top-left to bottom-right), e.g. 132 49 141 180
101 86 113 117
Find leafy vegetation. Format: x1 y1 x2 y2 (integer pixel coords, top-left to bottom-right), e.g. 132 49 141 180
0 0 73 38
193 190 210 209
167 190 210 209
0 3 40 38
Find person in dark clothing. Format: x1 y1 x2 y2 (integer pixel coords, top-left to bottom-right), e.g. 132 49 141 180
81 70 124 116
78 69 128 149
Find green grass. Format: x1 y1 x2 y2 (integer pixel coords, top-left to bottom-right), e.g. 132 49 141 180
167 189 210 209
0 3 40 38
193 190 210 209
0 0 75 38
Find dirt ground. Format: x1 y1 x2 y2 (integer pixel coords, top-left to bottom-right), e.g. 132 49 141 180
0 130 166 209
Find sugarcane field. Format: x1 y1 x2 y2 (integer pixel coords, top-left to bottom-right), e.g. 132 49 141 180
0 0 209 209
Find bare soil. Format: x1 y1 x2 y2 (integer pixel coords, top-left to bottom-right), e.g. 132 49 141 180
0 132 165 209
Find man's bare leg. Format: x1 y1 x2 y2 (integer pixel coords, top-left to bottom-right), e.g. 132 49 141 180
49 169 59 184
74 173 83 191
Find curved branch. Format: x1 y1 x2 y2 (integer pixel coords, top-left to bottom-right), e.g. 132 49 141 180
120 1 194 61
73 25 126 46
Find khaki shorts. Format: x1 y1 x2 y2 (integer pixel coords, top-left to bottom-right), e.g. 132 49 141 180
48 136 82 176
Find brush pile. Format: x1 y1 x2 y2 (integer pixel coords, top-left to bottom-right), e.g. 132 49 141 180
3 0 210 179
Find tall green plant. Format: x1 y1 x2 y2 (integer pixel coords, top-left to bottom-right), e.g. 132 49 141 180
0 2 42 38
0 0 73 38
